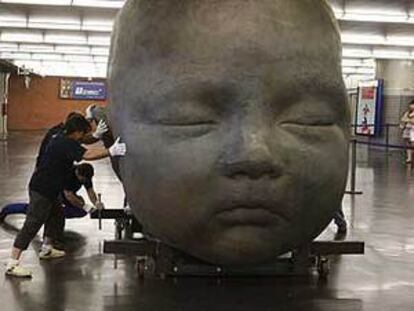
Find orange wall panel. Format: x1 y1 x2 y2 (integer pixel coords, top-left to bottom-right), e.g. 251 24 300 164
8 75 108 130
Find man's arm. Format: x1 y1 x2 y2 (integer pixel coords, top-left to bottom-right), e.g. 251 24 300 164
86 188 98 206
82 134 100 145
82 137 126 161
83 147 109 161
63 190 85 209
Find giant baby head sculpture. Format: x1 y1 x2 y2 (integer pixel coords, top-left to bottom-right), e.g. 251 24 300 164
108 0 349 265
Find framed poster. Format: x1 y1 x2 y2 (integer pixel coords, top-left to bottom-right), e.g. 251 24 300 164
355 79 384 136
59 79 107 100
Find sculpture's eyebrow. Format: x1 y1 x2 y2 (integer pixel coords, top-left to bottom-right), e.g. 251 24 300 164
154 81 238 112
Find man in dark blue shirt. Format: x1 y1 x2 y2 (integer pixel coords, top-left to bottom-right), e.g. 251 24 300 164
6 115 126 278
35 111 108 169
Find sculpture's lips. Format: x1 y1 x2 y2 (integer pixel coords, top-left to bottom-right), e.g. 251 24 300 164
215 205 285 226
213 196 291 226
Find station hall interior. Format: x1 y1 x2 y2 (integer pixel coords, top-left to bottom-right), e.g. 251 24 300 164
1 0 414 310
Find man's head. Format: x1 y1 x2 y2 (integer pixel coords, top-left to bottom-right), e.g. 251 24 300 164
64 115 92 141
75 163 94 183
66 111 84 122
108 0 349 265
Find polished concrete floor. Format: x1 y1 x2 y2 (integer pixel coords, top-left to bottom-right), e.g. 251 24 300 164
1 131 414 311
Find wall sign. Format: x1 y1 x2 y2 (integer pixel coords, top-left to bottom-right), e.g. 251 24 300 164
60 79 107 100
355 79 384 136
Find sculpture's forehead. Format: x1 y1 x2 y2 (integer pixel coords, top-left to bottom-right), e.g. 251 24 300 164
112 0 339 68
110 0 346 119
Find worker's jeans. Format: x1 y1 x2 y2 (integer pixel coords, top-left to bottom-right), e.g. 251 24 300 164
14 191 63 250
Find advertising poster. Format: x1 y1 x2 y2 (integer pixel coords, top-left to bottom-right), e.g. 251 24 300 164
355 80 384 136
60 79 107 100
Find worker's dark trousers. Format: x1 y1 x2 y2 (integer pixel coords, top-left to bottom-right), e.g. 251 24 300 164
13 191 63 250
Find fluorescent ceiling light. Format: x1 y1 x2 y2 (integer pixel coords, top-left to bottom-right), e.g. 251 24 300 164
343 47 373 58
341 33 385 45
63 54 93 62
31 53 63 61
342 58 376 67
0 52 31 60
0 0 71 5
342 67 376 75
0 9 27 28
373 48 411 59
0 42 18 51
93 56 108 63
82 17 114 32
55 45 91 54
19 43 54 52
28 12 81 31
341 13 408 23
88 34 111 46
44 32 86 44
386 35 414 47
91 47 109 56
28 22 81 31
72 0 124 9
0 30 43 43
0 20 27 28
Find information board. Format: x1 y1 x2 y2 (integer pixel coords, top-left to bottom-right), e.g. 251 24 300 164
60 79 107 100
355 80 384 136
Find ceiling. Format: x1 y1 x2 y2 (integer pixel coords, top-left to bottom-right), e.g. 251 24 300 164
0 0 413 79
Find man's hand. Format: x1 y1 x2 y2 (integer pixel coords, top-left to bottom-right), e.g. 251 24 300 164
92 120 109 139
95 202 105 210
83 203 96 213
108 137 127 157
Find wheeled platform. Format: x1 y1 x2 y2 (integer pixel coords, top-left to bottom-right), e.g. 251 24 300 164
104 238 364 278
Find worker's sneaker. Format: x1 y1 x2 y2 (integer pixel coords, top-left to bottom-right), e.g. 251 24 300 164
5 264 32 278
39 247 66 260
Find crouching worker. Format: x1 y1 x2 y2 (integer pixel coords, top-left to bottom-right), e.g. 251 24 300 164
0 163 103 224
5 115 126 278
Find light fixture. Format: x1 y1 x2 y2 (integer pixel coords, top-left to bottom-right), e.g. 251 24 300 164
91 47 109 56
44 31 87 44
19 44 54 52
373 48 412 59
341 33 386 45
26 10 81 31
0 8 27 28
0 42 18 51
31 53 63 61
72 0 124 9
0 30 43 43
55 45 91 55
88 34 111 46
63 54 94 62
0 0 71 5
0 52 31 60
342 47 373 58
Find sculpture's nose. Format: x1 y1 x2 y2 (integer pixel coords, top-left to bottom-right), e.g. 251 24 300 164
217 107 283 180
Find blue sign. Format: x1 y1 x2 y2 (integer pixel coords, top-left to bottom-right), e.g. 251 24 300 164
71 81 107 100
60 79 107 100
